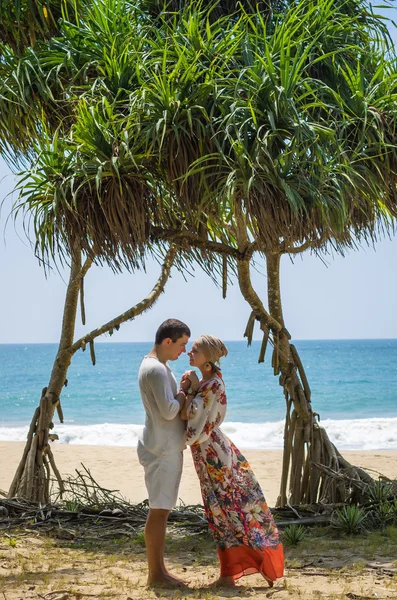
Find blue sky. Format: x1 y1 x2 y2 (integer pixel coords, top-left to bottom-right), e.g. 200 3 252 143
1 5 397 344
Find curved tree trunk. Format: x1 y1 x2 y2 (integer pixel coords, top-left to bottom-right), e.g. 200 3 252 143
266 252 373 506
8 250 84 502
8 246 177 502
236 244 374 507
265 250 373 506
265 250 315 506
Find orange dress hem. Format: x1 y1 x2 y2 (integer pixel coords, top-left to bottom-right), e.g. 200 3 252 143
217 543 284 582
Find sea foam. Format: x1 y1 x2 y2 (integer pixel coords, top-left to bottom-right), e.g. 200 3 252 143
1 417 396 450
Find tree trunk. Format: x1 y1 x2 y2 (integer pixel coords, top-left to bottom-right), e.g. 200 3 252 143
7 245 177 503
265 251 373 506
8 251 83 502
236 246 374 507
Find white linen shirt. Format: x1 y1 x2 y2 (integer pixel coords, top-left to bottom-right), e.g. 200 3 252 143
138 356 185 456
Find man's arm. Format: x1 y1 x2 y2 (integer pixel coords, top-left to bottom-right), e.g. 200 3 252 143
180 394 192 421
148 365 186 420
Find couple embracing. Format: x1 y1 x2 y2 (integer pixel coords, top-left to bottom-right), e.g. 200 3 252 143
137 319 284 588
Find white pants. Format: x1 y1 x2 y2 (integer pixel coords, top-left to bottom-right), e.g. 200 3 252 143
137 441 183 510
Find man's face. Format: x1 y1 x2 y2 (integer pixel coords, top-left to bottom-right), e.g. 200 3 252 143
163 334 190 361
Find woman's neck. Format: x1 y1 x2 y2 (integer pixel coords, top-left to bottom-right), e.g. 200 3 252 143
199 368 216 382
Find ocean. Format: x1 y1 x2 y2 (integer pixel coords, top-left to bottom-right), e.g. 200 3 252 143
1 340 396 451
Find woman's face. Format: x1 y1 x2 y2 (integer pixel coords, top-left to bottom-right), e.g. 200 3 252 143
188 342 208 369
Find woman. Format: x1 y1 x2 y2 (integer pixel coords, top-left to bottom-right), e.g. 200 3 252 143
179 335 284 587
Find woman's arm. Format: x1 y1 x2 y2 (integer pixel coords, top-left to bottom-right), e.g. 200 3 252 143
185 378 226 445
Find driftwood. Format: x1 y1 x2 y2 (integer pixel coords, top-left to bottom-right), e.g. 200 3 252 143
0 496 206 536
0 496 337 538
0 464 344 539
2 465 394 542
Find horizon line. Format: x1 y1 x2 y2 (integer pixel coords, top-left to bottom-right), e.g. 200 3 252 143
1 337 397 345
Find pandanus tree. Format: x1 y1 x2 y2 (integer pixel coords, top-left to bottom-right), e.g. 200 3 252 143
2 0 397 504
0 0 230 501
220 5 397 506
228 6 397 506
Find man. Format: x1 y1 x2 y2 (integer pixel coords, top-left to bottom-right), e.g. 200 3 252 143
137 318 190 587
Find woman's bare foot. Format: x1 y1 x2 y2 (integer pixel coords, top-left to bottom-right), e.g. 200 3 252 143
147 570 188 588
209 576 236 587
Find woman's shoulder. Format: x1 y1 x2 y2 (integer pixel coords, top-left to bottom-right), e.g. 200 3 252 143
200 374 225 394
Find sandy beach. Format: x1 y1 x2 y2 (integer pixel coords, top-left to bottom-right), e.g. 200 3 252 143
1 441 396 503
1 442 397 600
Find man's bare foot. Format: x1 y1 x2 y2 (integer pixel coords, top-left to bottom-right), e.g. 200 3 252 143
147 571 188 588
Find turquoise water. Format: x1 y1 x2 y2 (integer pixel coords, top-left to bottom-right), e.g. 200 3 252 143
1 340 396 450
1 339 396 426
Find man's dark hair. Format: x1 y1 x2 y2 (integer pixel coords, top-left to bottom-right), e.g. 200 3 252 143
155 319 191 345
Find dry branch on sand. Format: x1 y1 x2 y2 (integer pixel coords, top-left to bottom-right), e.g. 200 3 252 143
2 465 396 542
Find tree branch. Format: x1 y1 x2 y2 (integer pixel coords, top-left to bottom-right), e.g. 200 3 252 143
237 259 283 333
282 240 312 254
80 256 93 278
71 245 177 353
242 241 260 261
152 228 241 259
281 233 330 255
233 202 282 333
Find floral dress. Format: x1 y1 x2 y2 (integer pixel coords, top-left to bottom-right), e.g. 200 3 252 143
186 374 284 582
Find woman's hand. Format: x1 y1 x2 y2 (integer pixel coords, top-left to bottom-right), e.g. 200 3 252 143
184 370 200 392
180 373 191 391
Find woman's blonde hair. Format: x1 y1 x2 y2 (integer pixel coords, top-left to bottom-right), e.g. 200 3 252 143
195 335 228 371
